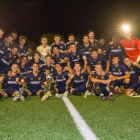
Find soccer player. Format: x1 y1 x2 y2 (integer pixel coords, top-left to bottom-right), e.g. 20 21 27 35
88 30 98 46
90 64 116 101
28 51 44 68
22 63 47 98
52 45 67 69
0 28 4 40
67 43 87 71
65 34 80 53
80 34 94 58
123 56 139 95
37 36 50 62
18 36 27 57
39 54 55 78
51 34 66 53
120 31 140 64
70 62 90 98
87 48 109 75
109 35 126 63
0 63 25 101
109 55 130 94
97 37 110 60
9 31 19 49
27 47 34 61
0 34 14 55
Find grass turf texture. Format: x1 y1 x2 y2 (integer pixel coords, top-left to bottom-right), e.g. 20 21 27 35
0 96 83 140
69 86 140 140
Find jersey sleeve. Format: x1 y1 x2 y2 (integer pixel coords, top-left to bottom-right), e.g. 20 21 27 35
52 73 56 80
41 75 46 83
105 73 111 79
79 49 85 57
84 71 90 76
122 64 128 73
24 74 28 82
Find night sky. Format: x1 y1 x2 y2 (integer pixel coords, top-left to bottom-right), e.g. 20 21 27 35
0 0 140 44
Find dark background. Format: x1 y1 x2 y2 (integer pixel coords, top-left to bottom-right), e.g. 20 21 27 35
0 0 140 45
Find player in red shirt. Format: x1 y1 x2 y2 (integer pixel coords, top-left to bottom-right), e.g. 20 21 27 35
120 31 140 63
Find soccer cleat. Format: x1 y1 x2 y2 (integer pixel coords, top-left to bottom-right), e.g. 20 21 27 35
123 88 126 95
42 92 50 101
55 93 62 98
128 91 137 96
101 96 106 101
63 91 68 97
108 95 115 101
84 92 88 98
19 94 25 101
114 86 119 94
12 91 20 102
118 88 121 93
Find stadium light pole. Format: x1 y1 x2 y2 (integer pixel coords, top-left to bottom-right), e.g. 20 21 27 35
122 25 130 31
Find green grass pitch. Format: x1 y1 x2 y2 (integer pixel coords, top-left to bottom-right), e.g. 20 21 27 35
0 86 140 140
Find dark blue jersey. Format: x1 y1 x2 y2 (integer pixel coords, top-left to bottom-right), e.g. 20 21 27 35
9 42 19 50
24 72 46 91
109 43 126 63
126 64 139 81
65 41 80 50
67 49 85 69
28 59 44 68
53 71 68 89
73 71 89 92
97 43 110 60
53 52 67 68
2 73 22 92
0 41 11 55
109 63 128 77
87 54 107 71
92 72 110 80
80 43 93 58
51 42 66 53
0 51 17 71
19 46 27 56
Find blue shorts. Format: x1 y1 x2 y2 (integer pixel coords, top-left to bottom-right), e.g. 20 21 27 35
128 80 138 89
115 79 124 87
5 89 19 97
57 86 66 94
28 89 42 95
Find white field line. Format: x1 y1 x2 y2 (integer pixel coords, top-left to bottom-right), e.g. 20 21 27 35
62 97 99 140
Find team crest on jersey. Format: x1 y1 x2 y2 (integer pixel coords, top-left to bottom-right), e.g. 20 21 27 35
24 69 27 72
39 64 40 67
56 76 58 78
96 76 98 78
81 76 83 79
72 57 73 59
113 69 115 71
3 48 4 50
4 56 6 58
77 55 79 58
9 78 11 79
111 46 113 48
103 50 106 53
118 46 121 49
118 69 121 72
98 61 101 64
62 75 64 78
83 49 84 50
130 67 133 70
91 63 93 64
31 78 33 80
38 77 41 80
101 76 104 79
9 60 12 63
24 50 26 52
96 87 99 89
89 48 91 51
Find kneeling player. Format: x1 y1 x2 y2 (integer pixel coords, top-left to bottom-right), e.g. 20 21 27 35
124 56 139 96
23 63 47 99
70 62 90 98
0 63 25 102
90 64 116 101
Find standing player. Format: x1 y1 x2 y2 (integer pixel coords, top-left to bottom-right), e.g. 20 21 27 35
67 43 87 71
90 64 116 101
109 35 126 63
120 31 140 64
123 56 139 95
22 63 47 98
51 34 66 54
0 63 25 101
18 36 27 57
80 34 94 58
9 31 19 49
109 55 130 94
88 30 98 46
37 36 50 62
28 51 44 68
65 34 80 53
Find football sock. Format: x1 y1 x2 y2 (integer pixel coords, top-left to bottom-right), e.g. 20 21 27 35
94 82 102 95
22 91 28 98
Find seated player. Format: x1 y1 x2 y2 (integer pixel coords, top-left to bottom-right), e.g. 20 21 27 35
90 64 116 101
22 63 47 99
51 34 66 54
52 45 67 69
28 51 44 68
67 43 87 71
0 46 19 73
27 47 34 61
0 34 14 55
87 48 109 75
80 34 94 58
70 62 90 98
65 34 80 53
97 37 110 60
0 63 25 102
109 35 126 63
109 55 130 94
123 56 139 95
42 63 73 99
18 36 27 57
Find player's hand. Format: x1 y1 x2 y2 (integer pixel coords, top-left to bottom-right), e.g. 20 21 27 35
116 77 121 80
64 58 69 63
98 49 103 54
90 71 95 75
101 80 107 84
0 77 3 81
109 42 113 45
46 70 50 76
7 71 12 77
61 59 65 63
81 69 85 74
106 79 111 85
16 77 19 83
18 52 21 58
63 66 68 71
21 79 24 83
132 61 138 66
